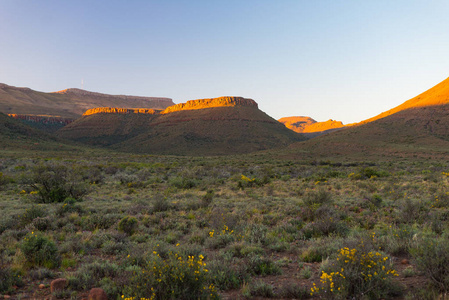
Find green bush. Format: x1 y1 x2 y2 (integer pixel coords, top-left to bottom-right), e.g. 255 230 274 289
248 255 282 276
303 188 333 207
170 176 198 189
118 216 138 235
0 266 22 293
30 163 88 203
124 250 218 299
411 235 449 292
67 260 121 291
208 259 249 290
19 204 46 228
20 232 60 269
243 280 274 298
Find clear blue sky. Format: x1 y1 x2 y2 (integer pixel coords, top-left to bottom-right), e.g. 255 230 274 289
1 0 449 124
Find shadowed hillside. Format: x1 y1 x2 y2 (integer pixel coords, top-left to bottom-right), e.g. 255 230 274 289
0 83 174 118
0 112 82 153
58 97 305 155
283 77 449 161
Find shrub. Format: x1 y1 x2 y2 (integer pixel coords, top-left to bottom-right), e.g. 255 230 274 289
243 280 275 298
208 259 249 290
19 204 46 228
411 235 449 292
152 197 170 212
118 216 138 235
245 224 268 245
248 255 282 276
29 267 56 280
67 260 121 291
303 188 333 207
201 189 215 207
170 176 198 189
30 163 88 203
20 232 60 269
278 283 310 299
123 251 218 299
55 198 83 217
0 172 11 190
0 266 22 293
310 246 400 299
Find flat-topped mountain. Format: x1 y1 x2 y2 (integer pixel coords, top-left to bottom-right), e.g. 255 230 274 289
279 116 345 138
58 96 305 155
284 76 449 160
0 83 174 118
161 96 258 114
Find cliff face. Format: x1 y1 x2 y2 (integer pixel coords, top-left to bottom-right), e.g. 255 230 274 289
161 97 258 114
83 107 161 116
8 114 74 125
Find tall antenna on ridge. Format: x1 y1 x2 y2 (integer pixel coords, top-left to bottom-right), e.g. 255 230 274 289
81 78 84 90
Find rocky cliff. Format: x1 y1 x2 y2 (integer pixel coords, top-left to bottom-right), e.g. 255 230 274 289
83 107 161 116
161 97 258 114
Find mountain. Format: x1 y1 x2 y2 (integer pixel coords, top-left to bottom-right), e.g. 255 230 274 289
283 77 449 161
58 96 305 155
0 83 174 118
278 116 345 138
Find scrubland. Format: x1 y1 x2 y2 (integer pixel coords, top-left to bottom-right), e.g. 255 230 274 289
1 153 449 299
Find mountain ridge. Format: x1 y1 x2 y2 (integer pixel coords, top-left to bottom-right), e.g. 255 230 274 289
0 83 174 118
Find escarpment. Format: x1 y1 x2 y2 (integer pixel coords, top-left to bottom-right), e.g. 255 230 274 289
83 107 161 116
161 97 258 114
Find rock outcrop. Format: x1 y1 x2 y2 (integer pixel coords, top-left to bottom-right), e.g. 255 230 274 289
161 96 258 114
83 107 161 116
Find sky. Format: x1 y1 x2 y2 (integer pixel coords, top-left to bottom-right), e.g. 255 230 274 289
1 0 449 124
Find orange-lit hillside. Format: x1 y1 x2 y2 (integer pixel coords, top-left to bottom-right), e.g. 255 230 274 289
278 116 345 138
359 77 449 124
283 76 449 160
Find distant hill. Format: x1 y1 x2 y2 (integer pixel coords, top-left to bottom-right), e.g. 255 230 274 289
278 116 345 138
58 96 305 155
0 83 174 118
284 77 449 161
